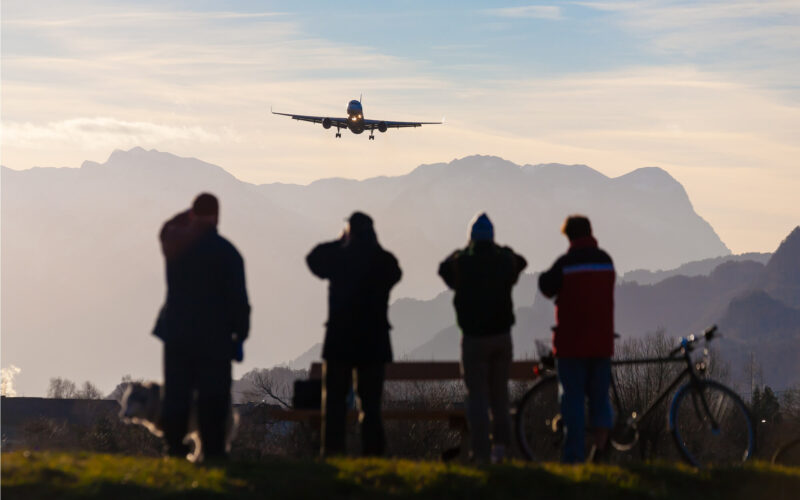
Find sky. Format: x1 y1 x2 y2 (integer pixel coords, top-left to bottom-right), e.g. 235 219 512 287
2 0 799 253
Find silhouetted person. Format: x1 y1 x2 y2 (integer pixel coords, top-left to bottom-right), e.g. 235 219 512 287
154 193 250 459
307 212 401 457
438 213 527 463
538 215 615 463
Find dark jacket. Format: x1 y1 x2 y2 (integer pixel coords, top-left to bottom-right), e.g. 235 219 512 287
154 211 250 358
438 241 527 337
307 237 402 363
538 236 615 358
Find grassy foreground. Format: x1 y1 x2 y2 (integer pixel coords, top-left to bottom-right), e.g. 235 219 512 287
2 451 799 500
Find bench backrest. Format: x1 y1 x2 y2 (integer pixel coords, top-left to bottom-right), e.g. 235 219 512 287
308 361 538 381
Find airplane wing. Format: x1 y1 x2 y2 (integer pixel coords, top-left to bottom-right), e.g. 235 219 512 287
363 119 442 130
271 110 350 128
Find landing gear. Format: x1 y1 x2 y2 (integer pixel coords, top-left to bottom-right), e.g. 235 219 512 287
369 131 375 140
335 130 341 138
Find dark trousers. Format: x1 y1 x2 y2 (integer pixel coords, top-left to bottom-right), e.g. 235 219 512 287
162 343 232 458
321 361 385 457
461 332 513 461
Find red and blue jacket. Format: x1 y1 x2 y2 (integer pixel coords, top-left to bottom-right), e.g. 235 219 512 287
538 236 615 358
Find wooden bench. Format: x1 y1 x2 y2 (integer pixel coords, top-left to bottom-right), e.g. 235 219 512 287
266 360 539 454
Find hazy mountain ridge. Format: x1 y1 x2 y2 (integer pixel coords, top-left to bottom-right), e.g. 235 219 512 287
258 154 729 299
1 149 731 395
390 228 800 389
621 253 772 285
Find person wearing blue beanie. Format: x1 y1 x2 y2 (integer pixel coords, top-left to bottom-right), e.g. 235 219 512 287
439 212 527 463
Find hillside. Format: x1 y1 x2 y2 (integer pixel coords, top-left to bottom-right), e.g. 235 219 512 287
2 452 799 500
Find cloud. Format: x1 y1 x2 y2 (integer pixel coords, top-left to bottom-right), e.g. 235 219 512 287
3 10 286 27
3 118 228 149
1 365 22 397
575 0 800 53
484 5 563 20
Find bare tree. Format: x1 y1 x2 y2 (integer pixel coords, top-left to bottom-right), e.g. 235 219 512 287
77 381 103 399
612 330 685 460
47 377 104 399
47 377 78 398
239 367 307 408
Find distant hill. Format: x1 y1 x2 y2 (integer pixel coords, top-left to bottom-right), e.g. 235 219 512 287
1 149 730 396
395 227 800 389
762 228 800 308
621 253 771 286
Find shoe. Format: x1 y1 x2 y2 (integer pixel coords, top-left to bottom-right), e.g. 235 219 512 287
491 444 506 464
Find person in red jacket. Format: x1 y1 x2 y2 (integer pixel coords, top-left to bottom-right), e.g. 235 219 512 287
538 215 615 463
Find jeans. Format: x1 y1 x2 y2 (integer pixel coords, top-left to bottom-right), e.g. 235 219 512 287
556 357 613 463
321 361 386 457
461 333 513 462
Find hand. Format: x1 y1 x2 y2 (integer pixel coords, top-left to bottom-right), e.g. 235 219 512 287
233 340 244 362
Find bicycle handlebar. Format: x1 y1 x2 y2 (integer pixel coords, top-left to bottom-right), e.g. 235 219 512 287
669 325 718 357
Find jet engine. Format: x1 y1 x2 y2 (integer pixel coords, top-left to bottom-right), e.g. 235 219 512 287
378 122 387 133
322 118 332 129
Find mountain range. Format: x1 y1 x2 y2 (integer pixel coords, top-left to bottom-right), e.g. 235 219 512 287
385 228 800 389
1 148 732 396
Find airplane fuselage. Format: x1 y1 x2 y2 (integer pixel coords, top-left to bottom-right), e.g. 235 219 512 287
346 100 365 134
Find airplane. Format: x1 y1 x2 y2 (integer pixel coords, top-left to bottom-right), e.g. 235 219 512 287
271 98 442 140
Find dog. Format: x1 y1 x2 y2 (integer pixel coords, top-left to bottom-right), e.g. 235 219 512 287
119 381 238 462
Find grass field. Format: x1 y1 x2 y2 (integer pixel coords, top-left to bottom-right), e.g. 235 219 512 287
2 451 799 500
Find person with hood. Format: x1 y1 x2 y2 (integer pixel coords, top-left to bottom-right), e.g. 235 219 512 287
154 193 250 459
438 213 527 463
538 215 615 463
306 212 402 457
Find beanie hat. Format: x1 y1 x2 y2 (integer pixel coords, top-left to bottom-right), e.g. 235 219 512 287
470 212 494 241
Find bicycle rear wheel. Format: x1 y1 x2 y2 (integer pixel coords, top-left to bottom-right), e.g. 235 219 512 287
515 374 562 461
772 437 800 466
669 380 755 467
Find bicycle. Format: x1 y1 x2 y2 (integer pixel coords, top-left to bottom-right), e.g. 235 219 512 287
515 325 756 467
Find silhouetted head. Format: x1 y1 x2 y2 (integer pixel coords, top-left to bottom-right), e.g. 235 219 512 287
469 212 494 242
345 211 377 245
561 215 592 241
191 193 219 226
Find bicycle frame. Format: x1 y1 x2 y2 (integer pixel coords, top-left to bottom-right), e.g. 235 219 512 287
609 346 714 438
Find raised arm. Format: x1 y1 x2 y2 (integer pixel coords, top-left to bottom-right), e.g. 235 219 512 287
507 248 528 285
538 257 564 299
438 251 461 290
306 240 341 279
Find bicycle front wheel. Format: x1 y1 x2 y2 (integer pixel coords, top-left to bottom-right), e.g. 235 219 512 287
669 380 755 467
515 374 562 461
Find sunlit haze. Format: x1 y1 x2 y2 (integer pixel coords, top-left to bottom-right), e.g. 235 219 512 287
3 0 799 252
